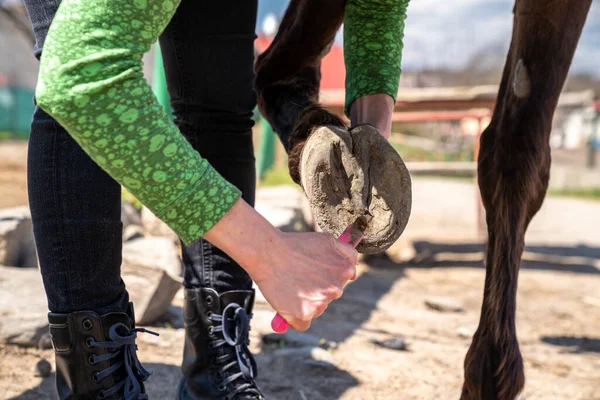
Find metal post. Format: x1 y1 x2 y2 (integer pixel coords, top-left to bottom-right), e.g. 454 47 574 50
152 43 172 115
587 108 598 169
256 116 276 181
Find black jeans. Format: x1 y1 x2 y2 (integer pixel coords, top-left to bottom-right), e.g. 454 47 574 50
24 0 258 314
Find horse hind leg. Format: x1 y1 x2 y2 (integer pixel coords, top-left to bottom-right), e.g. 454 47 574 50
461 0 591 399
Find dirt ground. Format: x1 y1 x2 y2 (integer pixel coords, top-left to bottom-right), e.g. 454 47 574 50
0 141 29 209
1 141 599 400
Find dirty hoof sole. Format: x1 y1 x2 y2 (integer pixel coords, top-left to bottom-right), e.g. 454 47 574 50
300 125 411 253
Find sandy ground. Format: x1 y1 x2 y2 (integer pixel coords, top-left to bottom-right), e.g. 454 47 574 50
1 141 599 399
0 141 29 209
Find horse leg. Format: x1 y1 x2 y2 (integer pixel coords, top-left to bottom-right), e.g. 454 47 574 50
461 1 591 399
254 0 347 183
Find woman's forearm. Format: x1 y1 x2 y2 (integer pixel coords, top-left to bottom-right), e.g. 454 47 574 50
203 198 281 280
349 93 395 139
344 0 410 116
35 0 240 244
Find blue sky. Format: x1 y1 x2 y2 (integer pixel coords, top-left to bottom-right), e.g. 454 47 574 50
257 0 599 77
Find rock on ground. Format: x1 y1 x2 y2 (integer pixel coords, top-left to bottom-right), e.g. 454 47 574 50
141 187 313 237
255 186 311 232
123 224 146 242
37 333 53 350
370 336 408 351
121 202 142 229
272 346 337 370
457 326 476 339
263 330 337 350
0 265 49 347
122 237 183 325
0 234 184 345
140 207 178 243
0 206 37 268
424 296 464 312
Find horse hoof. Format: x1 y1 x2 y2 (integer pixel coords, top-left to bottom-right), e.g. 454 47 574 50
299 124 412 253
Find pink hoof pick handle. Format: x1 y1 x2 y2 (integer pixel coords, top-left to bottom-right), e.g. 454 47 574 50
271 214 370 333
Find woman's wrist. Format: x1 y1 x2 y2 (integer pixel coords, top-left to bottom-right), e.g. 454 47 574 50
349 94 395 139
202 198 281 280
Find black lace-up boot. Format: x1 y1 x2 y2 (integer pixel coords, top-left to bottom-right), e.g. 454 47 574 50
48 302 157 400
178 288 264 400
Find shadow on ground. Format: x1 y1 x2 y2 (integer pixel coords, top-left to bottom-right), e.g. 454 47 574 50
255 351 359 400
406 241 600 274
540 336 600 354
13 241 597 399
8 268 391 400
10 363 182 400
309 252 406 342
258 238 600 398
256 252 405 399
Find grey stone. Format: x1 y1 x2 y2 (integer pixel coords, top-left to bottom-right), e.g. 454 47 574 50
370 336 408 351
457 326 475 339
255 186 306 210
34 358 52 378
0 265 49 347
424 296 464 313
255 187 311 232
0 206 37 268
137 329 170 347
122 238 183 325
164 305 184 329
274 346 336 369
38 332 53 350
149 304 185 330
123 224 146 242
121 202 142 229
262 330 337 350
303 347 336 369
258 207 307 232
140 207 178 243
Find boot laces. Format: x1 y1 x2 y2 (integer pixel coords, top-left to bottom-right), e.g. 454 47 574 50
209 303 263 399
88 323 158 399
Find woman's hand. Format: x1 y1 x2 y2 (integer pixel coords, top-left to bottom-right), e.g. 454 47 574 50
250 231 357 331
349 93 395 140
204 199 358 331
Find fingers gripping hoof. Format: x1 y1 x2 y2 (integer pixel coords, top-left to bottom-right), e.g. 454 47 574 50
300 125 412 254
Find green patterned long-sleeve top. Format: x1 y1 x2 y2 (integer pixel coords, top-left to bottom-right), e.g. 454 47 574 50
36 0 241 244
344 0 409 115
36 0 408 245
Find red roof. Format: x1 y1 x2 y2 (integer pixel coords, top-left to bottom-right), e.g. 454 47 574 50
255 35 346 90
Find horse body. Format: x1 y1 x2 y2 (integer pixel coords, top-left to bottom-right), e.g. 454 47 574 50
255 1 593 399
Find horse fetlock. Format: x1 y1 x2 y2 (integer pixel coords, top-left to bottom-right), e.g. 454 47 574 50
287 105 346 184
462 330 525 400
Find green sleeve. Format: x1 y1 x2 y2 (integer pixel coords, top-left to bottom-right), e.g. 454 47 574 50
35 0 241 244
344 0 410 116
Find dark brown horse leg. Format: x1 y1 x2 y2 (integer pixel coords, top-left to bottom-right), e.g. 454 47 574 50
462 1 591 399
254 0 347 183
